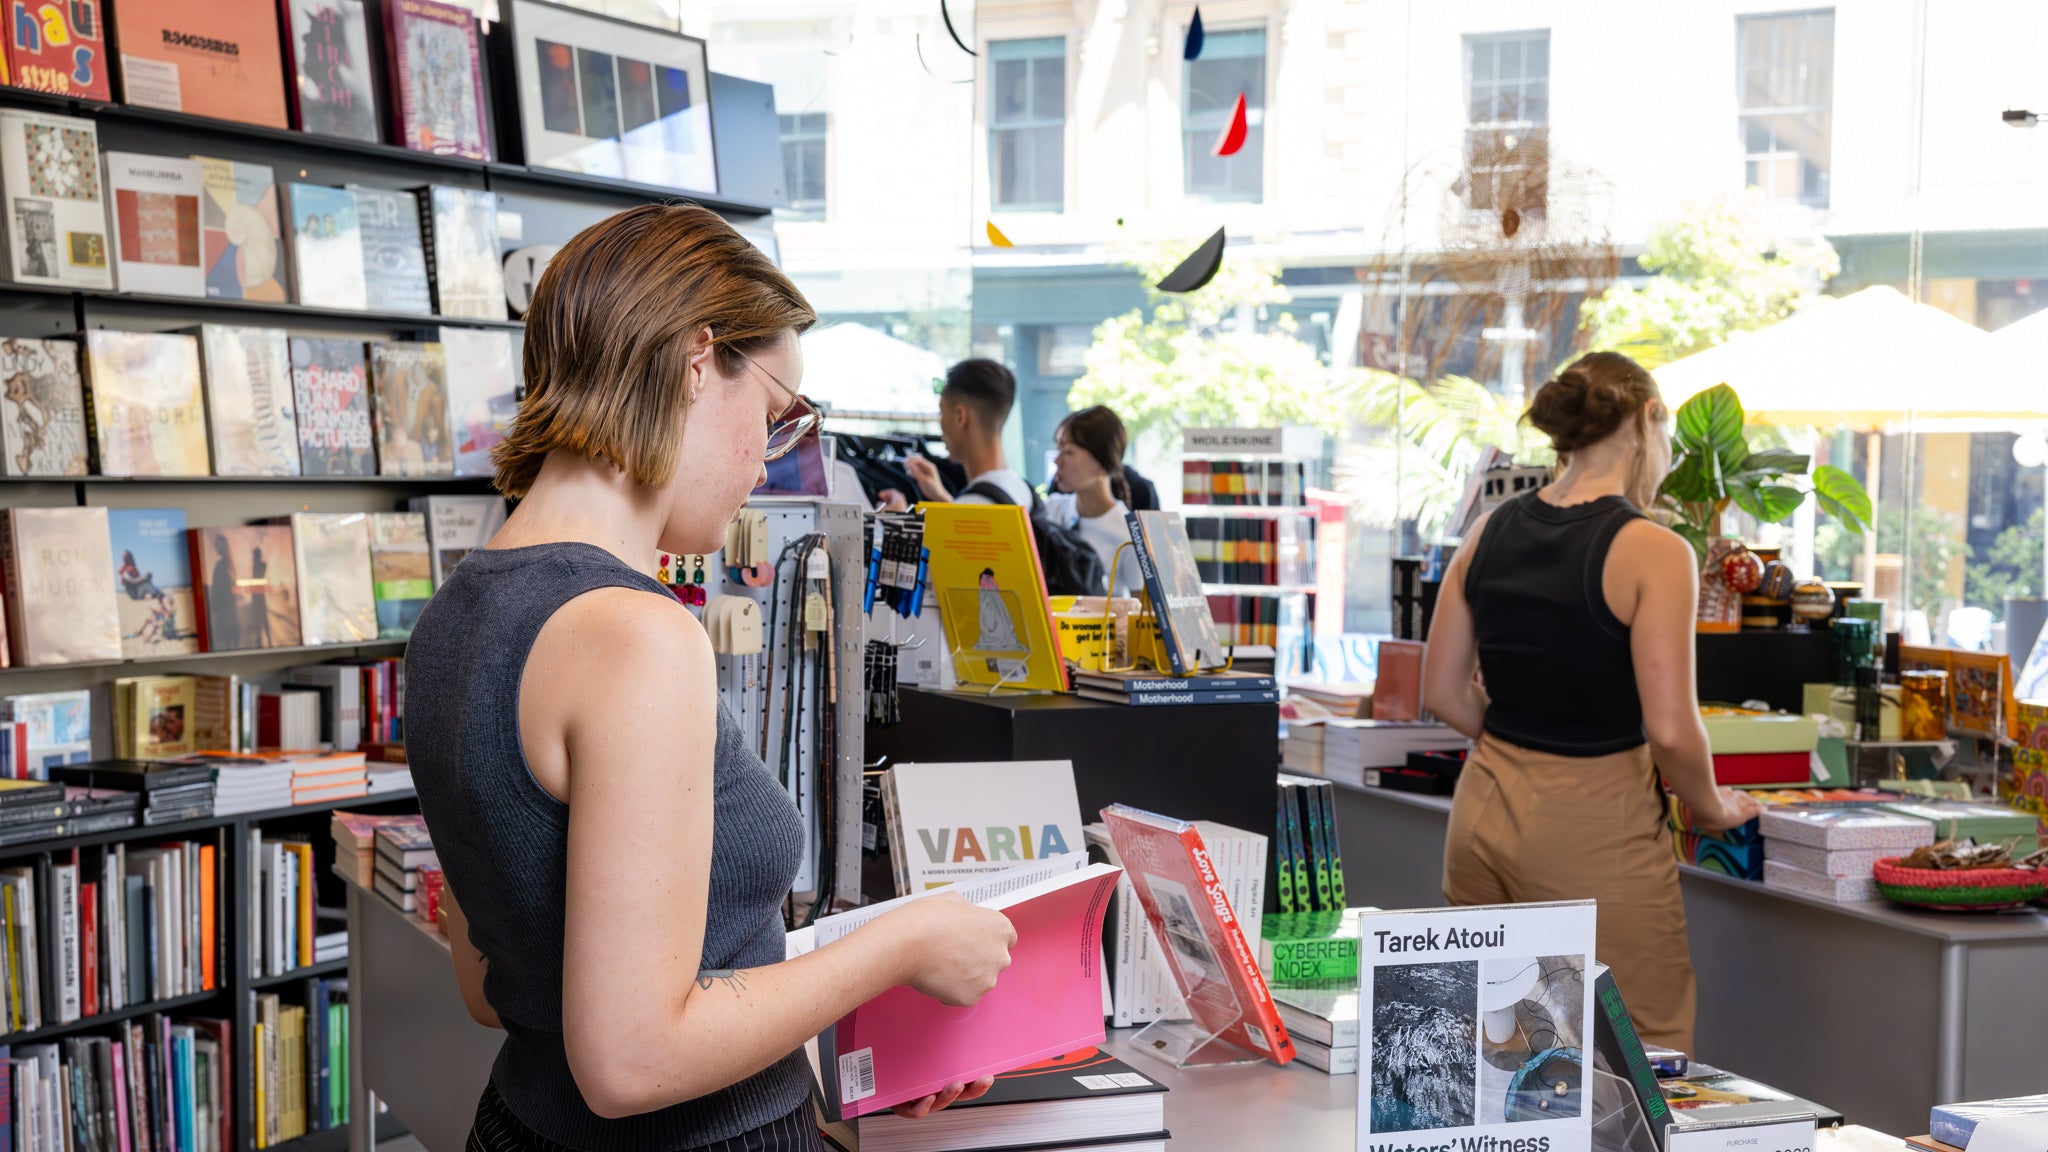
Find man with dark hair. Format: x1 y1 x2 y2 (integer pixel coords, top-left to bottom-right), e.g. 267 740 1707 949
881 358 1032 509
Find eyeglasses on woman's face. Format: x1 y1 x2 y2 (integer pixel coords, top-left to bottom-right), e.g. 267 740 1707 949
736 352 820 462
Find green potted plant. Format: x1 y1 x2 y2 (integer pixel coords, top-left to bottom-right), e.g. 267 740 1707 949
1659 383 1873 628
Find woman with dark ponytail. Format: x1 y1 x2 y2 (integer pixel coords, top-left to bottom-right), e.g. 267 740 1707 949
1047 405 1143 595
1422 351 1760 1055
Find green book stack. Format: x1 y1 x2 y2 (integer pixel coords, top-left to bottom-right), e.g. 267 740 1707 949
1260 908 1365 987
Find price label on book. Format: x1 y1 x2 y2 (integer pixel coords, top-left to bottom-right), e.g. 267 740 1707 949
1666 1114 1816 1152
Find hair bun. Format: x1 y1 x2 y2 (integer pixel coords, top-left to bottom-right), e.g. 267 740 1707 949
1524 353 1661 453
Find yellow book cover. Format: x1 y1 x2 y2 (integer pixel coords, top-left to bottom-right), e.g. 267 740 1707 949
921 502 1067 692
282 841 315 968
137 675 197 757
254 1019 268 1148
2 885 19 1032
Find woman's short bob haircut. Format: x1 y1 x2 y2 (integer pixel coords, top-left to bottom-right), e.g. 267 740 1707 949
490 202 816 497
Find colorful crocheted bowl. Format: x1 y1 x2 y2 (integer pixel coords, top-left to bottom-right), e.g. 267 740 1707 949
1872 858 2048 911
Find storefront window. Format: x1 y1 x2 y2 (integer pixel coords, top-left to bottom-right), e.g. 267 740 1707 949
989 36 1066 212
1183 26 1266 202
778 111 826 215
1463 29 1548 213
1738 8 1834 207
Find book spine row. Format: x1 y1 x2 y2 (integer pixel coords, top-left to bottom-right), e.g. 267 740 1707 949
250 837 318 980
1205 595 1281 649
1183 517 1317 586
251 980 349 1149
1273 779 1345 915
0 839 220 1041
1181 460 1309 506
2 1011 234 1152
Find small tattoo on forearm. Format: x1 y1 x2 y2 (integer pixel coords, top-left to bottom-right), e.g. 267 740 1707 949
695 969 749 992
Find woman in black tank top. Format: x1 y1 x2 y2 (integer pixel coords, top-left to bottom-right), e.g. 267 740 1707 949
407 205 1017 1152
1422 352 1762 1055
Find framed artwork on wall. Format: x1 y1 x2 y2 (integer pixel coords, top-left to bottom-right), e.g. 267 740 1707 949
505 1 718 195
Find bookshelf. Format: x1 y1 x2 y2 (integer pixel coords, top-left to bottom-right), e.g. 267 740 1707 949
0 10 780 1143
1180 427 1325 671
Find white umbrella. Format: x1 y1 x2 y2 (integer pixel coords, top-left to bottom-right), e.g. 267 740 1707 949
797 324 944 419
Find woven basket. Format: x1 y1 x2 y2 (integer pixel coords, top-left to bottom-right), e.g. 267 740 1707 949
1872 858 2048 911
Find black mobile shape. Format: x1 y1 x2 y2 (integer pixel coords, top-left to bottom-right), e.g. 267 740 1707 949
1185 7 1205 60
941 0 976 56
1157 227 1226 293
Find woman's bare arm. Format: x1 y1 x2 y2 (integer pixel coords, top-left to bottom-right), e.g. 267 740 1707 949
1613 520 1760 832
531 590 1013 1120
441 885 501 1029
1422 515 1490 739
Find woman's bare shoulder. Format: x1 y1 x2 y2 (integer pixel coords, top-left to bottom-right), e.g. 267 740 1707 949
1613 516 1699 574
533 585 713 691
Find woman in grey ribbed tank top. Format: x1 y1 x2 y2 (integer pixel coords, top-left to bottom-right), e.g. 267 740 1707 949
405 205 1017 1152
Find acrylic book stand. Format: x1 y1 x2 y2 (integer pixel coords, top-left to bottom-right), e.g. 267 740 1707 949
1127 928 1265 1070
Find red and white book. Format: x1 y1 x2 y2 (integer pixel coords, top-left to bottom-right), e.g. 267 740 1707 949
1099 804 1295 1065
793 855 1122 1122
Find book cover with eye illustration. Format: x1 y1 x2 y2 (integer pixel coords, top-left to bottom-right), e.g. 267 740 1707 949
0 108 112 289
193 156 287 302
350 185 432 316
81 329 210 477
0 337 88 476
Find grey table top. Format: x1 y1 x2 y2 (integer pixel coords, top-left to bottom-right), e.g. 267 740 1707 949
1101 1030 1356 1150
1297 771 2048 944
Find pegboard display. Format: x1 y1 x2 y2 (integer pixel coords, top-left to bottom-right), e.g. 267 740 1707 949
659 499 865 915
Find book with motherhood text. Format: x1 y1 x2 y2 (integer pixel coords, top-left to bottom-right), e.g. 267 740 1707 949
104 152 205 297
350 186 432 316
199 324 300 477
284 183 366 311
111 0 290 128
793 854 1122 1123
441 326 517 476
0 507 120 666
1357 901 1595 1152
1126 511 1227 676
921 502 1068 693
0 108 113 289
882 760 1084 895
1100 804 1293 1066
386 0 489 160
81 329 211 476
284 0 382 143
422 185 505 319
290 337 375 477
187 525 301 651
193 156 288 303
108 508 199 659
370 341 451 476
0 337 88 476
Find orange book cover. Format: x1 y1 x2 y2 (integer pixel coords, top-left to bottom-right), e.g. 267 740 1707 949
112 0 289 129
199 843 216 990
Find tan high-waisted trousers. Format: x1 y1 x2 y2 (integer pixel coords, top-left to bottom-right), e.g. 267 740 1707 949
1443 732 1697 1054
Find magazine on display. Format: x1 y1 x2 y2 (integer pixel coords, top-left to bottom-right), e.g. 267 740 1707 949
284 183 367 310
0 0 111 101
290 336 376 477
107 508 200 659
1126 511 1228 676
284 0 382 143
409 495 508 584
351 186 433 316
881 760 1084 895
0 337 88 477
0 108 113 289
423 185 506 319
81 329 211 477
441 327 518 476
111 0 290 128
104 152 206 297
794 854 1122 1123
921 502 1068 692
0 508 121 666
1357 901 1596 1152
200 324 301 477
370 341 452 477
369 512 432 639
387 0 490 160
187 525 302 651
193 157 288 303
272 512 377 646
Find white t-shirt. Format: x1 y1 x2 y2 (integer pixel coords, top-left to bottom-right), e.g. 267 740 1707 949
956 468 1033 508
1046 492 1143 595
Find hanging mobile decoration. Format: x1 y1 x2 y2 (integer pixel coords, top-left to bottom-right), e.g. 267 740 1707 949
1156 227 1226 294
1184 7 1205 60
940 0 975 55
986 221 1015 247
1213 92 1248 156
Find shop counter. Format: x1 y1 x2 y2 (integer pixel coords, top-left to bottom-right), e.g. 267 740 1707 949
1311 772 2048 1138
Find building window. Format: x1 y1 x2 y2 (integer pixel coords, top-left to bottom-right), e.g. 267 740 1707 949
1464 30 1549 213
1183 26 1265 202
779 112 826 214
1738 9 1834 207
989 37 1065 212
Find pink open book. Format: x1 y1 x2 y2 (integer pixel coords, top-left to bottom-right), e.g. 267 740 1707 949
793 857 1122 1121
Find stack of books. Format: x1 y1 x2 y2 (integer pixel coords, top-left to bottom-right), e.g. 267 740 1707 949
1274 777 1346 916
66 786 142 837
827 1047 1170 1152
1281 720 1324 774
258 689 325 750
287 751 368 806
194 751 296 815
51 759 215 825
1070 668 1277 707
1272 985 1358 1074
1316 720 1468 786
0 779 72 846
366 762 414 793
331 812 424 888
374 823 438 914
1759 806 1934 902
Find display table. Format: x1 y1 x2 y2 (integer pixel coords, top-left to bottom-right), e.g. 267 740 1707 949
1310 772 2048 1138
1102 1030 1353 1146
342 870 501 1152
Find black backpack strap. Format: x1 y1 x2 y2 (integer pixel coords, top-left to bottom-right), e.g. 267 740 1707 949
960 479 1016 506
